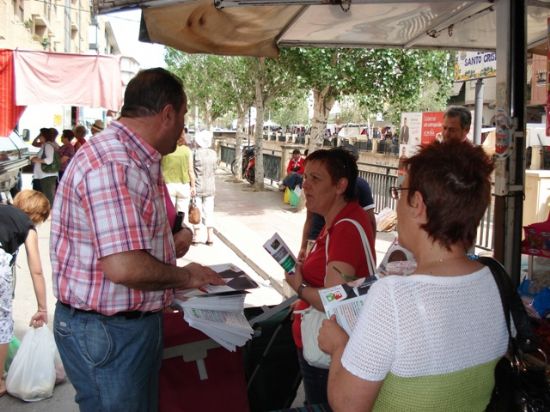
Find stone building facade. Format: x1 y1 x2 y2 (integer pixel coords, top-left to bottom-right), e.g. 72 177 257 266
0 0 118 54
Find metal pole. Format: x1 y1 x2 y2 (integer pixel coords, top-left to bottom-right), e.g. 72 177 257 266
493 0 526 284
474 78 484 145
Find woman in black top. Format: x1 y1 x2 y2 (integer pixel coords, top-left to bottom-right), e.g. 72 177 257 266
0 190 50 396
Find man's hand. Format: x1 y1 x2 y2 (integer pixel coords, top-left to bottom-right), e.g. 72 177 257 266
174 227 193 257
319 315 348 355
183 262 225 289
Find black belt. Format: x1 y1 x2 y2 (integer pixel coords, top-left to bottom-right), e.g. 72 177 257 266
59 301 158 320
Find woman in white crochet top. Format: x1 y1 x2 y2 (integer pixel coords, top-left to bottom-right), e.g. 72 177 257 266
319 140 508 411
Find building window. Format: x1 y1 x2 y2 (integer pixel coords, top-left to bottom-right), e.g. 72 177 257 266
12 0 24 20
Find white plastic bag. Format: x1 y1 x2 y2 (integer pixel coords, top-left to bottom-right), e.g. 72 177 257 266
6 325 57 401
301 307 331 369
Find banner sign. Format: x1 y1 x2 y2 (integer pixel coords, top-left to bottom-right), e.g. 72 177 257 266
455 51 497 81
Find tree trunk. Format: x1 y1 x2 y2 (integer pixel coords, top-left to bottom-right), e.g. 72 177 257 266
253 58 266 191
202 101 213 131
234 107 246 180
308 86 335 153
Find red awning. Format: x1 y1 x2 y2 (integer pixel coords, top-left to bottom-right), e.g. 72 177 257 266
0 49 123 137
14 50 122 109
0 50 25 136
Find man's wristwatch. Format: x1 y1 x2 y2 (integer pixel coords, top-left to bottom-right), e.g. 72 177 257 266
297 282 308 298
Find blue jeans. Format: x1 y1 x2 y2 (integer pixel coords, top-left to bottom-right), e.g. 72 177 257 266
283 173 303 190
297 349 331 409
53 302 163 412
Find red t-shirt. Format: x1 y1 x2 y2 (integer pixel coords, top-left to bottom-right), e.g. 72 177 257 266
292 201 375 347
286 157 305 175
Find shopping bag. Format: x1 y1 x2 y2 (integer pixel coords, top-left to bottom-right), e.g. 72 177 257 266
289 189 300 208
283 187 290 204
301 307 331 369
6 325 57 402
188 197 201 225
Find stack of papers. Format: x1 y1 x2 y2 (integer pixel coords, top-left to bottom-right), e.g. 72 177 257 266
172 264 258 351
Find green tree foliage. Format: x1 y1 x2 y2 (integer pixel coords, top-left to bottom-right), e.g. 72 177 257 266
252 56 302 190
356 49 454 125
165 49 228 129
282 48 454 150
165 49 256 179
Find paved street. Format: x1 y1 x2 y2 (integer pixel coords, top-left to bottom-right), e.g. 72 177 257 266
1 169 395 410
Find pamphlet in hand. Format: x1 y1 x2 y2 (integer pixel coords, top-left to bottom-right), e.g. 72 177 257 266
172 263 257 351
318 277 377 335
178 263 259 298
263 233 297 274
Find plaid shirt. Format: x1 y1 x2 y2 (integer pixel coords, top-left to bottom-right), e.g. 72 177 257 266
50 121 175 315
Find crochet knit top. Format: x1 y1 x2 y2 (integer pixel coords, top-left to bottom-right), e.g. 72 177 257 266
341 267 508 411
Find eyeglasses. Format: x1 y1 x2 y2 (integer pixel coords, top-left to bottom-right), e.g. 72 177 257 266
390 186 410 200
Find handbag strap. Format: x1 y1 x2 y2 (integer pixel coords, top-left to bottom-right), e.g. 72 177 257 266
325 218 376 279
477 256 537 353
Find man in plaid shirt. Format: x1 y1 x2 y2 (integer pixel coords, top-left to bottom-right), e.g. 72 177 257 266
50 68 223 412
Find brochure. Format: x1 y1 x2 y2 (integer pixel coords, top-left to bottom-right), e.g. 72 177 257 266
263 233 297 274
171 263 257 351
318 277 377 335
177 263 259 297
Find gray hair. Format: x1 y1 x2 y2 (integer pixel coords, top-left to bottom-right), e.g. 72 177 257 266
444 106 471 129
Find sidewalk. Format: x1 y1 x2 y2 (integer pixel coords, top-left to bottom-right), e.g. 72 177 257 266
0 170 396 410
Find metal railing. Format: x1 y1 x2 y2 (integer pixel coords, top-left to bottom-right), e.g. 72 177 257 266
218 142 494 251
220 145 236 167
358 163 398 214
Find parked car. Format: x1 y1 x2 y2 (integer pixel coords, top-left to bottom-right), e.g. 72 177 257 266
0 131 36 195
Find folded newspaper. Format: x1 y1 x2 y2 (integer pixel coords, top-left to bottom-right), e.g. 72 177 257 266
318 277 377 335
172 263 257 351
263 233 297 274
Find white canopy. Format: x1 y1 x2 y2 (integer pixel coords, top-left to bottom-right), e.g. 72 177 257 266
93 0 550 57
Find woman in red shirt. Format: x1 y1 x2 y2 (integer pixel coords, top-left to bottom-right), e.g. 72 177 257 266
280 149 305 191
285 148 376 407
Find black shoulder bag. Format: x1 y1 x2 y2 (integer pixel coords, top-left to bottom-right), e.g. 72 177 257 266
479 256 550 412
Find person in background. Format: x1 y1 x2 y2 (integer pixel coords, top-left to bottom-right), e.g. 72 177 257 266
161 129 195 224
285 148 376 407
192 130 218 245
319 140 507 412
58 129 75 182
400 117 409 144
442 105 471 143
50 68 223 412
90 119 104 136
49 128 60 150
73 125 88 151
0 190 50 397
31 127 49 148
29 128 58 206
279 148 305 191
299 145 376 261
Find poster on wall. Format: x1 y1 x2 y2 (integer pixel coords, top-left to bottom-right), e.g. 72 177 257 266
398 112 443 174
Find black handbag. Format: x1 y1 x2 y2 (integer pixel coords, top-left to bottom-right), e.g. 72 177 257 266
479 256 550 412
